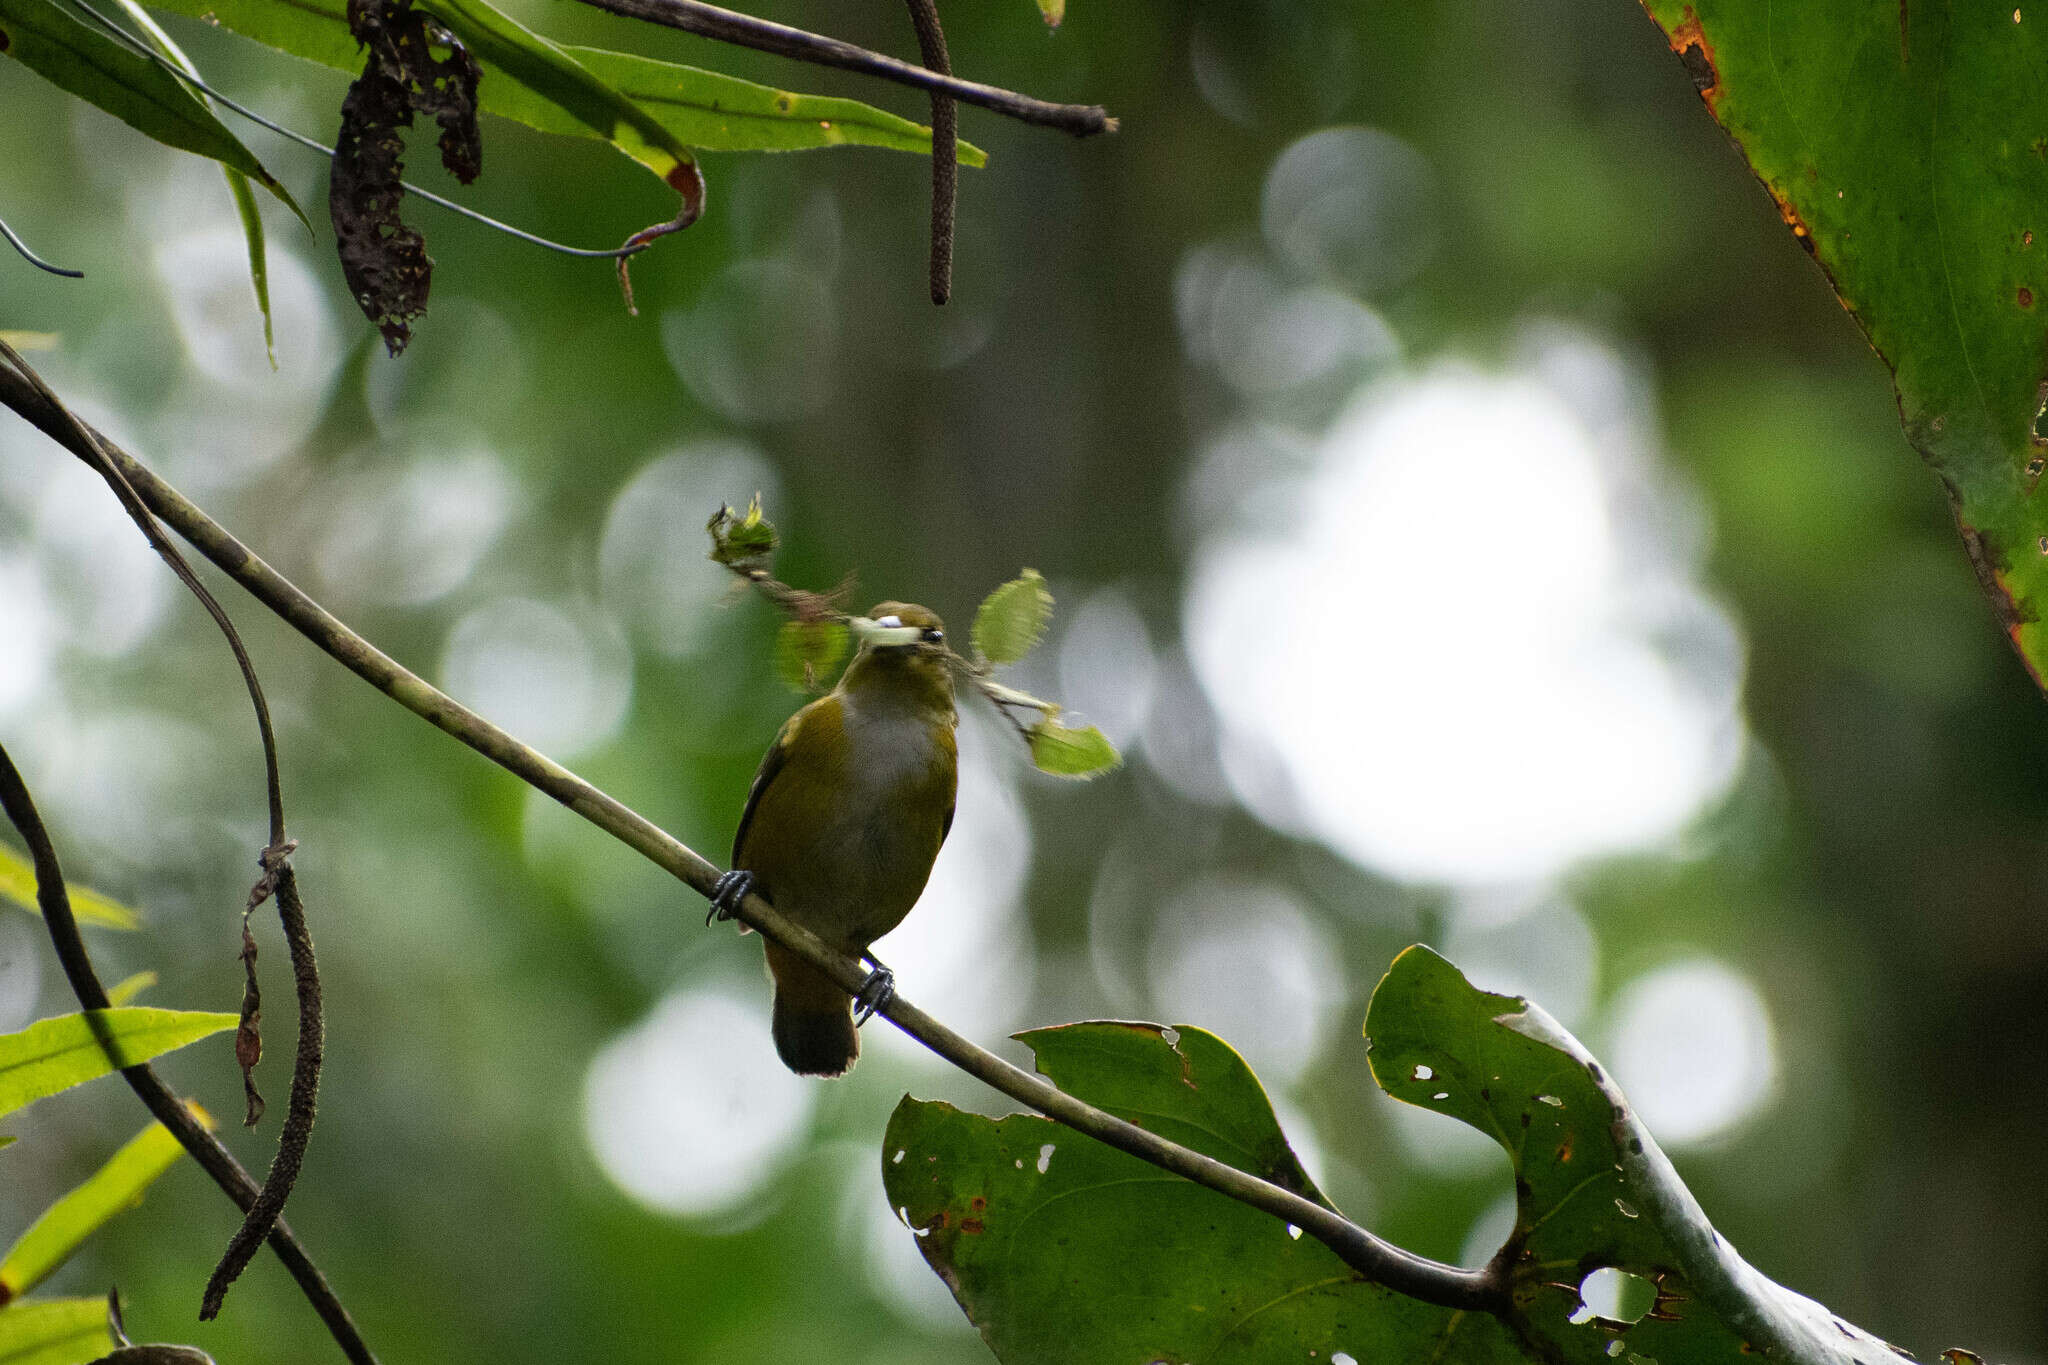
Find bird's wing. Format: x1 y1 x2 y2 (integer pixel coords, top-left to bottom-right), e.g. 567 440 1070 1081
732 708 801 867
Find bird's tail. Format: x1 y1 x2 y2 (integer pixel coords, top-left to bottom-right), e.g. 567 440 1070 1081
766 939 859 1077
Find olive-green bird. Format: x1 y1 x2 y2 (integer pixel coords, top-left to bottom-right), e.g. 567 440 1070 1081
709 603 958 1076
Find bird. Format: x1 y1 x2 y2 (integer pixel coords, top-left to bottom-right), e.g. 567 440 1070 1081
708 603 959 1076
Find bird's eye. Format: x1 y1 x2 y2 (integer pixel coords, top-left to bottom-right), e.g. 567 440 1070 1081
922 627 944 644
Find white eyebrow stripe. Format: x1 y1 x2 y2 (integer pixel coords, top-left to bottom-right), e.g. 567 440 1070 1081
875 614 903 628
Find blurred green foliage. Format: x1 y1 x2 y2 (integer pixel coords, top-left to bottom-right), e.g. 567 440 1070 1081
0 0 2044 1362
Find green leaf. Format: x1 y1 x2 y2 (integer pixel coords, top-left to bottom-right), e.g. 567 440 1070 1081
0 1117 201 1302
1034 0 1065 28
0 1009 237 1121
103 973 156 1008
887 950 1924 1364
972 570 1053 664
0 0 297 216
774 620 850 693
104 0 280 358
883 1022 1522 1365
413 0 696 186
1026 718 1119 778
139 0 983 164
1638 3 2048 691
0 845 139 931
0 1298 112 1365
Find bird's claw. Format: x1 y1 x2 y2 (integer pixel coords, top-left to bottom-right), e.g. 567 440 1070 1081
852 963 895 1026
708 870 753 926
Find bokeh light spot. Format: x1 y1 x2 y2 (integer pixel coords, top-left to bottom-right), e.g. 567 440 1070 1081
1605 958 1777 1144
583 988 814 1217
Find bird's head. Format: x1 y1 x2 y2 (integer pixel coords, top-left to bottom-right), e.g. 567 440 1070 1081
845 602 954 707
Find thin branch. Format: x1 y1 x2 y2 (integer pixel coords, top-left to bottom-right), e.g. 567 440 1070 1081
0 340 328 1324
570 0 1115 137
0 212 85 278
903 0 955 304
61 0 653 262
0 368 1503 1316
0 744 377 1365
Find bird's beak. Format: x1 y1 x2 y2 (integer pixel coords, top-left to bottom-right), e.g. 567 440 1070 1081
850 617 924 649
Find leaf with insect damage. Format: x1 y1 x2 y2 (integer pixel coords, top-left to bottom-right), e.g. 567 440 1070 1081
1638 1 2048 693
883 950 1945 1364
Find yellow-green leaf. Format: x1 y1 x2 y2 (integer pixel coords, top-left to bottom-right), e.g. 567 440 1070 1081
0 0 298 215
103 973 156 1007
775 620 850 694
973 569 1053 665
0 1010 237 1120
0 1297 112 1365
1035 0 1065 28
0 1116 203 1302
1027 718 1119 779
0 846 139 931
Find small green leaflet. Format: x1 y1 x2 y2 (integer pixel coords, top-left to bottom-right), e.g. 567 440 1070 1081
1035 0 1065 28
1027 717 1118 778
0 1117 201 1302
0 1009 237 1121
0 846 139 930
706 498 778 571
973 570 1054 665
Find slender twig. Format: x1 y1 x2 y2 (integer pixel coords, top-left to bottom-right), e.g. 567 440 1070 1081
0 369 1503 1316
0 340 285 844
903 0 955 304
0 745 377 1365
570 0 1114 136
0 340 325 1322
0 212 85 278
61 0 650 262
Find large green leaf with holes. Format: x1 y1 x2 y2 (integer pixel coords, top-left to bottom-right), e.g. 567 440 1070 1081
885 949 1958 1363
883 1020 1523 1365
1636 1 2048 687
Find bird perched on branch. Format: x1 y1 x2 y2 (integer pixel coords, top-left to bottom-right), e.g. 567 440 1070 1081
709 604 958 1076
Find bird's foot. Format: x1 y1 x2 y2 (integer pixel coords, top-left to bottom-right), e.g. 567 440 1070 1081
852 956 895 1026
707 870 754 925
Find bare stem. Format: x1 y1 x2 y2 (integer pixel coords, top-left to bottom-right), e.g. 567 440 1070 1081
569 0 1114 137
0 369 1499 1316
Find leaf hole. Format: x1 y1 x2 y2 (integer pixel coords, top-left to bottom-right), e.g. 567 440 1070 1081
1608 1344 1626 1358
1431 1091 1450 1101
1333 1354 1358 1365
1286 1223 1302 1239
892 1149 905 1165
1614 1198 1639 1219
1575 1267 1656 1325
1412 1064 1434 1081
1037 1143 1056 1174
1536 1094 1565 1107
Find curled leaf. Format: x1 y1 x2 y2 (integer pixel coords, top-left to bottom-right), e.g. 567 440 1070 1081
972 569 1053 665
330 0 483 355
1027 717 1119 779
706 497 779 572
